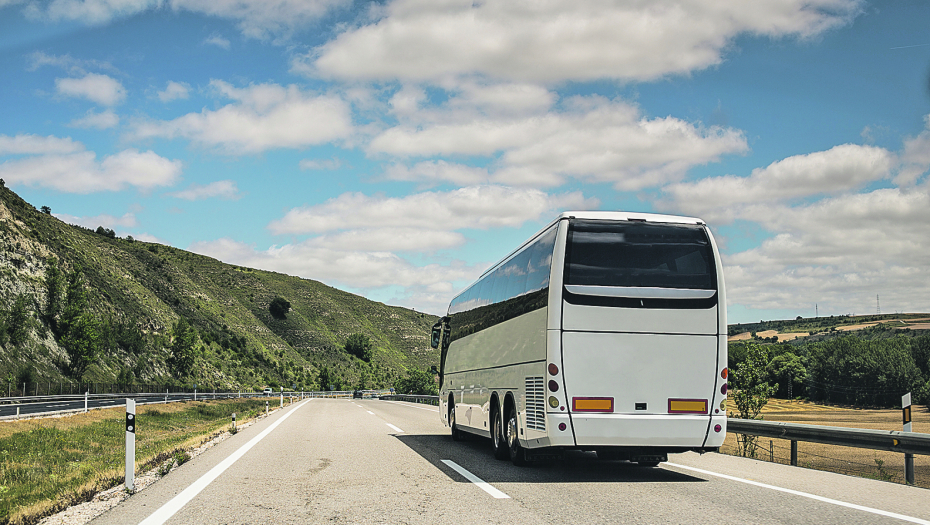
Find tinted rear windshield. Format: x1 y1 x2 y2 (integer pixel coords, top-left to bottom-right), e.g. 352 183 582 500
564 220 716 289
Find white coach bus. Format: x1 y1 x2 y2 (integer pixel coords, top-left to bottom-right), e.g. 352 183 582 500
431 211 728 466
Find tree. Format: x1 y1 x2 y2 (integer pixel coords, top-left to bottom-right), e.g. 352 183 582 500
44 259 65 334
62 311 100 379
40 205 51 214
767 352 807 399
168 317 197 379
395 368 438 396
729 343 777 457
6 294 29 347
345 333 373 362
269 297 291 319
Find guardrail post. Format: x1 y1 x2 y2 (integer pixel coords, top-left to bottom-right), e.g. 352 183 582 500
790 440 798 466
165 390 168 404
265 400 269 415
280 392 283 408
903 393 915 484
15 406 19 419
125 399 136 491
232 413 236 431
84 391 88 413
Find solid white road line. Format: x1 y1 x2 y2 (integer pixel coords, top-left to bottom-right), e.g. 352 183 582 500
383 400 439 412
666 462 930 525
441 460 510 499
386 423 404 433
138 400 309 525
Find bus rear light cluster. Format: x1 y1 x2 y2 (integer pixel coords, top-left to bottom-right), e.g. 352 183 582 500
714 424 722 433
548 380 559 392
721 367 728 379
548 363 559 375
720 383 728 395
548 396 559 408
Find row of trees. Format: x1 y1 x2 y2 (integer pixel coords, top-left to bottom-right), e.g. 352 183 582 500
729 333 930 408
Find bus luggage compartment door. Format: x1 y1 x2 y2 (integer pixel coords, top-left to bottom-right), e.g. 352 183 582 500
560 330 717 447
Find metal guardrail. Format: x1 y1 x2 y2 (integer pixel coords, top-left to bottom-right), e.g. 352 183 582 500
380 394 440 406
728 419 930 457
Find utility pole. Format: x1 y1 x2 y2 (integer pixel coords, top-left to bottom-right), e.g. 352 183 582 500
876 294 880 315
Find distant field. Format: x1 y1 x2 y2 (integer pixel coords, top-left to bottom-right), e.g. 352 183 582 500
728 315 930 343
722 399 930 488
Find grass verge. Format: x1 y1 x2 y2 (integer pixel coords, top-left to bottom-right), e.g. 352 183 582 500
0 398 268 525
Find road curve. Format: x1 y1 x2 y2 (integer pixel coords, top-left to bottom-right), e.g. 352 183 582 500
88 399 930 525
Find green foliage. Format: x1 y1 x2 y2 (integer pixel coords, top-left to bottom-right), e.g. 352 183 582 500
268 297 291 319
40 206 51 214
115 368 134 388
43 259 65 334
6 295 29 347
345 333 373 362
15 365 35 387
395 368 438 396
767 352 807 398
61 311 100 380
730 343 777 458
94 226 116 238
168 317 197 379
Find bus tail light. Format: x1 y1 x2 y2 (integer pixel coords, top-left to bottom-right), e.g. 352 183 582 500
714 424 722 433
548 363 559 375
548 380 559 392
721 367 728 379
720 383 728 395
668 399 708 414
572 397 614 413
548 396 559 408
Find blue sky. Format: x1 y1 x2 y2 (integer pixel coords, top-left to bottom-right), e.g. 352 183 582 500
1 0 929 323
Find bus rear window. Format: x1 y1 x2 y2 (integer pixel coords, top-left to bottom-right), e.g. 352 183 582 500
564 220 716 289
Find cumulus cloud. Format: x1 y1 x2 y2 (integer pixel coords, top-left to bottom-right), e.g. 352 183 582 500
384 161 489 186
0 134 83 155
203 33 230 49
896 115 930 186
55 73 126 106
68 109 119 129
371 94 748 190
22 0 348 39
131 80 352 153
169 180 240 200
664 144 894 223
267 185 597 235
157 81 190 102
722 186 930 316
307 0 861 83
0 144 181 193
54 211 137 230
299 157 342 170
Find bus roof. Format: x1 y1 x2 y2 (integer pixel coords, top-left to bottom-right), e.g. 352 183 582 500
554 211 705 225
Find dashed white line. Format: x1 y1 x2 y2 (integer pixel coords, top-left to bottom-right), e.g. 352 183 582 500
386 423 404 433
665 462 930 525
441 460 509 499
383 400 439 412
366 410 374 415
138 400 308 525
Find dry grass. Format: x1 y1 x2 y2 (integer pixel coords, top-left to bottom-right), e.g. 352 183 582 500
724 399 930 487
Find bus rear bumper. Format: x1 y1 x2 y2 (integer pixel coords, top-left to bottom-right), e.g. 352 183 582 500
567 413 723 447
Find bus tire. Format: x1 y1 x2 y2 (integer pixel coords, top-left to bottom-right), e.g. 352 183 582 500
636 461 660 467
491 405 508 460
450 402 464 442
506 406 528 466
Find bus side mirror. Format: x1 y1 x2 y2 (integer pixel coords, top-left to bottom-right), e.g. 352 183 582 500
430 321 442 349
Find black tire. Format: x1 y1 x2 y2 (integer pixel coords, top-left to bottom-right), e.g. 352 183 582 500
450 402 464 441
506 406 528 466
491 406 508 460
636 461 660 467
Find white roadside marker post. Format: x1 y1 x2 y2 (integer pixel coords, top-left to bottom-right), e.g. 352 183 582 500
265 400 269 415
84 391 88 413
903 392 914 485
126 398 136 492
232 413 236 432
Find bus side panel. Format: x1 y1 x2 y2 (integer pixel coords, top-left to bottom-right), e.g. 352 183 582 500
442 307 548 435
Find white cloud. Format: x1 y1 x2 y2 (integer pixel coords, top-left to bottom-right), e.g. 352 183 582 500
68 109 119 129
299 157 342 170
308 0 861 83
371 94 748 189
0 134 84 155
267 185 597 235
23 0 348 39
203 33 230 49
26 51 117 74
384 161 488 186
0 148 181 193
131 81 352 153
169 180 240 200
896 114 930 186
664 144 894 223
55 73 126 106
722 186 930 316
157 81 190 102
54 211 137 229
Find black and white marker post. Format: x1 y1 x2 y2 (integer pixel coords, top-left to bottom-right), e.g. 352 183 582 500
903 392 914 484
126 398 136 491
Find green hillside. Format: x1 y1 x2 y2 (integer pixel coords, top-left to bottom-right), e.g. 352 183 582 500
0 181 439 392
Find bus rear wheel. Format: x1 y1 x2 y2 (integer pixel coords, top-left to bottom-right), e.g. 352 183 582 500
506 406 528 466
491 406 508 460
450 402 464 441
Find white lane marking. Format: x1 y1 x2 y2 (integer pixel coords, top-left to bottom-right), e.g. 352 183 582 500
441 460 510 499
666 462 930 525
49 404 67 407
386 423 404 433
367 410 374 415
138 400 309 525
383 400 439 412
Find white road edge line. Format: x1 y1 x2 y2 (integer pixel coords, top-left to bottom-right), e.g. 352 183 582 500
383 400 439 412
138 399 310 525
386 423 404 433
665 462 930 525
441 460 510 499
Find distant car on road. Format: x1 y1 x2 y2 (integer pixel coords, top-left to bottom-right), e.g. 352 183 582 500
353 390 363 399
262 388 273 396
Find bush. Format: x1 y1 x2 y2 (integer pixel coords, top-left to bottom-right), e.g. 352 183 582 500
395 368 438 396
268 297 290 319
345 333 372 362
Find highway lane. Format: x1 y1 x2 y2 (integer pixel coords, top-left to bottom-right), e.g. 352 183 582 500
89 399 930 524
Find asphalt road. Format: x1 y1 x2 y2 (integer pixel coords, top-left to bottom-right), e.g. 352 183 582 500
88 398 930 525
0 393 250 418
